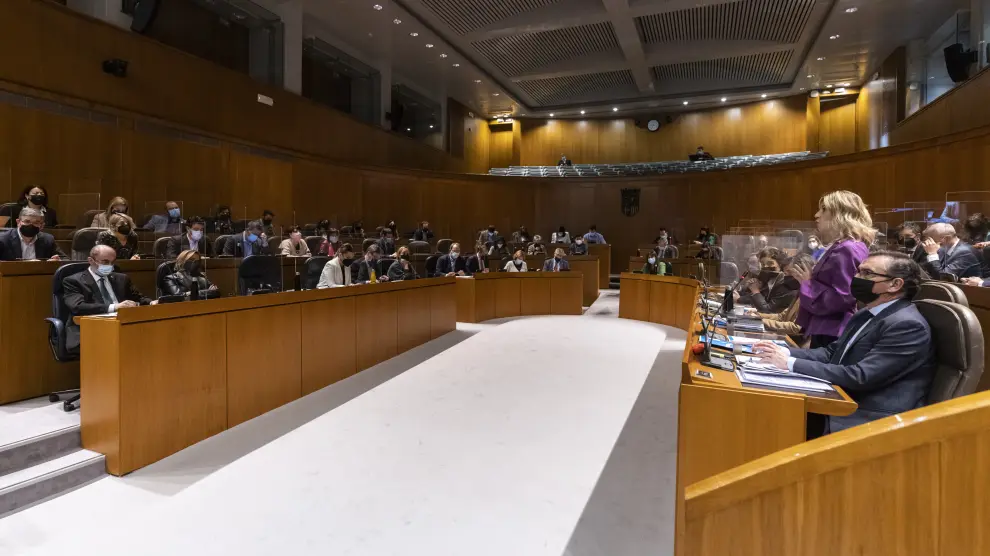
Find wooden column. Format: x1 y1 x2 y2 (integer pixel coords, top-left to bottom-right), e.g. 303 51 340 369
806 94 821 152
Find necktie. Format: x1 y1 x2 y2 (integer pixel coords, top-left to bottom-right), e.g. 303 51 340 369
98 278 112 303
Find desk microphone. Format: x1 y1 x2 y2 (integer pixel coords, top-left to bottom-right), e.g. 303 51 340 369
190 279 199 302
724 286 733 313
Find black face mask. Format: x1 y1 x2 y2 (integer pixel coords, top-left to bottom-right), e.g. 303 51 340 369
903 237 917 250
342 258 355 267
219 212 230 219
263 219 273 225
19 224 40 238
850 276 882 304
118 225 132 235
29 195 46 205
400 253 410 261
488 228 495 233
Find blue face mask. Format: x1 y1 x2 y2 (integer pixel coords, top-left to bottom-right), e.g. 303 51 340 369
247 233 259 243
96 264 114 277
168 208 180 218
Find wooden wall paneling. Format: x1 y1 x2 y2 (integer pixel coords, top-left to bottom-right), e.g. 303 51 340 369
429 284 457 338
355 290 398 370
549 276 583 315
493 277 521 318
819 96 858 156
225 304 302 427
519 276 551 316
939 429 990 555
289 159 363 226
618 276 650 321
455 277 477 323
489 126 515 170
474 278 496 322
300 297 357 395
649 281 678 326
806 95 821 152
227 149 294 226
396 287 432 353
118 313 227 473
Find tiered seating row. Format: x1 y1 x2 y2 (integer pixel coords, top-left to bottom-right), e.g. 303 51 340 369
488 151 829 177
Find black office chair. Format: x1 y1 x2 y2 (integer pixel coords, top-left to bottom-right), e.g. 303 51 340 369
377 257 395 277
425 255 439 277
407 240 430 254
214 235 231 256
71 227 104 260
78 209 102 229
238 255 282 295
156 261 175 298
303 256 329 289
436 239 452 254
153 237 172 260
305 236 324 255
0 202 21 227
44 262 89 412
361 238 376 253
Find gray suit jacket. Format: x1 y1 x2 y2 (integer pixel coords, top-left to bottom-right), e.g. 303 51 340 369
790 298 937 433
922 242 981 279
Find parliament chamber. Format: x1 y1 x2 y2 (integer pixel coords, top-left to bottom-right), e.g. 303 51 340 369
2 1 990 555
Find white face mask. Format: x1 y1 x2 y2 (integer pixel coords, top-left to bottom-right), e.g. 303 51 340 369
190 230 203 241
647 257 656 265
96 264 114 276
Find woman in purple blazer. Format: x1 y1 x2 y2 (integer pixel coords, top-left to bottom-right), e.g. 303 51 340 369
793 191 874 348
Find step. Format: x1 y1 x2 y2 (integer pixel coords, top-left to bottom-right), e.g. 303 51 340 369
0 449 105 517
0 404 81 476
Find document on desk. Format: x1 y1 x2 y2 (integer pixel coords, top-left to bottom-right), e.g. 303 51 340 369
88 312 118 318
735 367 835 393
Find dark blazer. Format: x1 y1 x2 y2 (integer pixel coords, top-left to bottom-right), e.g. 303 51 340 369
790 298 937 433
434 254 463 276
741 277 798 314
376 238 397 256
386 260 418 282
354 258 385 283
162 271 214 296
0 228 67 260
465 254 487 276
165 234 212 260
63 270 152 349
921 242 981 279
1 203 58 228
223 233 269 257
542 258 570 272
413 228 434 242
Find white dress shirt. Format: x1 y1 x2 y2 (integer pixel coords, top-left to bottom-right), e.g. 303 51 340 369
785 298 900 370
88 267 120 313
18 229 36 260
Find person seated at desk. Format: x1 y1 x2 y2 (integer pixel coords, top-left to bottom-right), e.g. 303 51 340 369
806 234 826 262
223 220 269 257
435 243 463 277
479 225 499 246
505 250 527 272
551 226 571 245
279 226 311 257
163 250 217 296
489 237 511 258
63 245 156 348
91 196 129 228
316 222 338 257
387 247 418 281
511 226 531 244
351 220 366 238
0 207 66 261
736 253 797 313
755 251 936 436
746 254 814 342
653 234 675 259
211 205 234 234
964 212 990 247
692 146 714 161
145 201 183 235
693 227 717 246
413 221 434 242
7 185 57 228
526 235 546 257
354 243 390 283
465 244 488 276
543 248 570 272
376 227 397 257
583 225 606 244
557 154 573 166
921 222 981 279
317 243 355 288
261 210 276 236
642 254 667 275
166 216 209 259
570 236 587 256
96 214 141 260
892 224 925 265
695 244 716 259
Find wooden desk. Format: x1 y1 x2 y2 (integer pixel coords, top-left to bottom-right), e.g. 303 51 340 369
628 257 721 281
79 277 457 476
618 273 700 330
455 273 582 323
486 255 599 306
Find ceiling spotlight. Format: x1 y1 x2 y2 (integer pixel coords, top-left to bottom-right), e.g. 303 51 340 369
373 4 382 10
826 84 833 88
406 128 411 131
835 87 847 93
720 97 727 102
800 87 805 91
761 94 768 98
440 53 448 58
807 74 814 78
493 93 499 96
612 107 618 112
452 63 460 67
829 34 840 40
474 79 481 83
425 43 434 48
817 57 825 61
429 124 434 129
549 113 555 117
580 110 586 115
845 7 858 13
393 18 401 24
682 101 689 105
410 32 419 37
842 82 851 86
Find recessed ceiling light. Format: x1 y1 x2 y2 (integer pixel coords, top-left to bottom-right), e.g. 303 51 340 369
835 87 847 93
845 7 858 13
393 18 401 24
761 94 768 98
817 57 825 61
829 34 840 40
826 84 833 88
520 113 526 116
807 74 814 78
683 101 688 105
233 13 246 20
429 124 434 129
580 110 586 115
612 107 618 112
406 128 411 131
720 97 727 102
410 32 419 37
440 53 447 58
373 4 382 10
842 82 851 86
549 113 554 117
493 93 499 96
425 43 434 48
452 63 460 67
474 79 481 83
800 87 805 91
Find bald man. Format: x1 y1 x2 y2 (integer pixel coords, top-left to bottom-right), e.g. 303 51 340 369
63 245 154 349
921 222 981 279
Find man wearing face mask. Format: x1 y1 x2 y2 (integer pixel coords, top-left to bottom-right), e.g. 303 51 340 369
920 222 981 279
511 226 531 244
260 210 276 236
63 245 155 349
413 221 434 242
166 216 210 259
223 220 269 257
542 248 570 272
376 227 397 257
147 201 183 235
570 236 588 255
479 225 499 246
754 252 936 436
212 206 233 234
317 244 355 288
0 208 66 261
435 243 464 277
894 223 926 264
653 234 675 259
354 244 390 283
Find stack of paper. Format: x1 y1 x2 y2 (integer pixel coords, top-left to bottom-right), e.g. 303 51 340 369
735 368 835 393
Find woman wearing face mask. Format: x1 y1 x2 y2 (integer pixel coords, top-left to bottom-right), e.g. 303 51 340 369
91 196 129 228
279 226 311 257
794 190 873 348
387 246 419 281
895 223 926 264
163 250 217 296
489 237 511 258
642 253 667 275
806 234 825 262
96 213 141 260
551 226 571 245
9 185 58 228
212 205 233 234
526 235 546 256
318 225 339 257
745 254 813 343
317 244 355 288
504 250 528 272
736 254 798 313
570 236 588 255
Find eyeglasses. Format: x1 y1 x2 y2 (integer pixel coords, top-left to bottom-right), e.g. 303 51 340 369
857 269 895 280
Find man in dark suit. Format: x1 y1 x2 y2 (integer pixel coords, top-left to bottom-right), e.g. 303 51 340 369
0 207 67 261
223 220 269 257
353 243 390 283
413 221 434 242
921 222 981 278
542 248 570 272
63 245 155 349
755 252 937 436
435 242 464 277
165 216 211 259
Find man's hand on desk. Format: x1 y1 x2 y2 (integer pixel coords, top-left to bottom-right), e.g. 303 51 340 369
753 341 790 371
961 276 984 287
118 300 139 309
48 255 60 261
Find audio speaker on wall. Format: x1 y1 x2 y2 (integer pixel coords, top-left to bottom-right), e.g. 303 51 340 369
130 0 161 34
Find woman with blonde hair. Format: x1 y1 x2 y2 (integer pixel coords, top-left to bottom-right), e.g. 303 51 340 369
792 190 873 348
96 213 141 260
91 196 129 228
163 250 217 296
